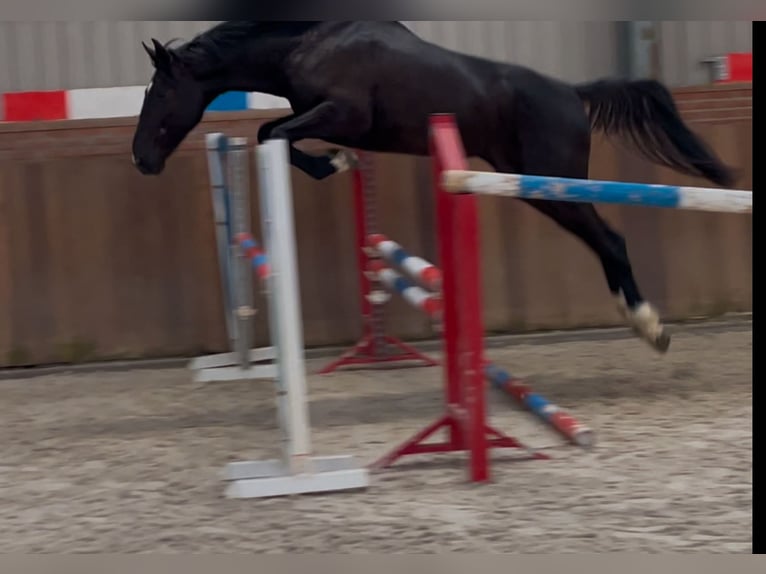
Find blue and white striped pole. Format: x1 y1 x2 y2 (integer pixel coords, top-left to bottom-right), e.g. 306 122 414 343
442 170 752 214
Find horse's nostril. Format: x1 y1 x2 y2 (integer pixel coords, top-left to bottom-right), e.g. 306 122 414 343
133 154 147 170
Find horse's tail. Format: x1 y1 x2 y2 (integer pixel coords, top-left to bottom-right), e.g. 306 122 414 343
575 78 734 187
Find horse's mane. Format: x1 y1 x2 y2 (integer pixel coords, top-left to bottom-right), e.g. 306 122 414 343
167 21 323 71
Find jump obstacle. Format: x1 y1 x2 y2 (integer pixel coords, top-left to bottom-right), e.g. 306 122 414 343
319 152 595 450
199 135 370 498
192 116 751 489
332 114 752 482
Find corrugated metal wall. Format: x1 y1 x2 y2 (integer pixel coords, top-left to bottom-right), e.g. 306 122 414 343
0 21 218 92
0 21 619 93
402 21 620 82
656 21 752 86
0 21 752 94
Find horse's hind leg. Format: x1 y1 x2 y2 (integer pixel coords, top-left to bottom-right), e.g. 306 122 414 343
521 197 670 352
492 134 670 353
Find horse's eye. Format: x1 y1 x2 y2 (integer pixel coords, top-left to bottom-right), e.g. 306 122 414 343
159 127 168 137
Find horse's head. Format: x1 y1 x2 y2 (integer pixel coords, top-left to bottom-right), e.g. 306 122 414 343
132 39 207 175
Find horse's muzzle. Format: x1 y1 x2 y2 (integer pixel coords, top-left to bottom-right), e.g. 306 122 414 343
132 154 164 175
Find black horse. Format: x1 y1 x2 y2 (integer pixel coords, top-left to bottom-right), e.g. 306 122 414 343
132 21 735 354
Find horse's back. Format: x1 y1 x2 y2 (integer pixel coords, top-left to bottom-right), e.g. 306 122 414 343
292 23 503 121
287 22 585 158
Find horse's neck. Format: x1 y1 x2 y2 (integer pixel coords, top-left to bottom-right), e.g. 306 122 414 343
199 40 296 100
203 70 286 100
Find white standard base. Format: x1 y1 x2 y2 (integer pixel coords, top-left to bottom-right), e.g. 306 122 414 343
188 347 277 382
223 455 370 499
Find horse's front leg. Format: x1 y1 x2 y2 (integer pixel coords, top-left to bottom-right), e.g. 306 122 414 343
261 113 348 179
267 100 366 181
257 114 295 143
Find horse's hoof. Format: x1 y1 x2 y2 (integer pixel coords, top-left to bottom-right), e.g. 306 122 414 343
329 149 358 173
625 301 671 354
630 324 671 354
652 330 671 353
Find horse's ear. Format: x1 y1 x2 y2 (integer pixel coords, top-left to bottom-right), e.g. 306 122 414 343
142 41 156 65
149 38 174 72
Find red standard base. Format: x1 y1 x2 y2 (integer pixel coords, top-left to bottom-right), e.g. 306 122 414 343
318 333 438 375
369 407 550 475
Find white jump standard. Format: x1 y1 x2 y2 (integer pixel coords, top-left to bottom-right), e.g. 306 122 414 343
188 134 277 383
223 138 369 499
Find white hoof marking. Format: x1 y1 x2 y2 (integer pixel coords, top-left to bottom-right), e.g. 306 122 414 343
631 302 664 342
615 294 668 349
330 150 356 173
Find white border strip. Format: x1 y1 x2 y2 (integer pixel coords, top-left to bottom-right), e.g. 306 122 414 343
67 86 146 120
246 92 291 111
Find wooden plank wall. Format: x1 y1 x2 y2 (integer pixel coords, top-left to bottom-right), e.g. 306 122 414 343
0 86 752 367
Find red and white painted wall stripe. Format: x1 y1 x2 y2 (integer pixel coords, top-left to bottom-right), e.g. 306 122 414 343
705 53 753 83
1 86 291 122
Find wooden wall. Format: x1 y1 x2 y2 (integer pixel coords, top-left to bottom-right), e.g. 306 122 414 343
0 86 752 367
